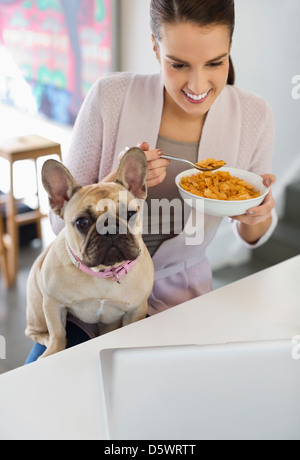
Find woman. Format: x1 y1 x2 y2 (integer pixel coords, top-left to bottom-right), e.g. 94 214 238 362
26 0 277 361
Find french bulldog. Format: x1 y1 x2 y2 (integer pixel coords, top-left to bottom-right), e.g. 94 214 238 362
25 148 154 359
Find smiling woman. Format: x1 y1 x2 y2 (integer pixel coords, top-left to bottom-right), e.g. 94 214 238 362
47 0 277 314
148 0 236 146
154 22 232 142
25 0 278 363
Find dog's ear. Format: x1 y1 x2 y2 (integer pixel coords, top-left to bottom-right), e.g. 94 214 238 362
115 147 148 200
42 160 82 218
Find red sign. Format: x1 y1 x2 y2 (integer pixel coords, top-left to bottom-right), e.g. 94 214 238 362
0 0 114 124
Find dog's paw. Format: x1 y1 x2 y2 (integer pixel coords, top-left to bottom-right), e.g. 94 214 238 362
25 330 50 347
38 339 67 359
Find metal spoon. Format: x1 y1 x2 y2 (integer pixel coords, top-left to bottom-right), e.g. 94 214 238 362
160 154 225 172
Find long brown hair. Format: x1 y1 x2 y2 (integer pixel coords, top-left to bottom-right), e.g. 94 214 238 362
150 0 235 85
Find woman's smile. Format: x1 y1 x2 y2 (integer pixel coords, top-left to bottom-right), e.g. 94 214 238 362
182 89 212 104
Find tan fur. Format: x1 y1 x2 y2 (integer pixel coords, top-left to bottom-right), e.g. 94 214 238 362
25 148 154 359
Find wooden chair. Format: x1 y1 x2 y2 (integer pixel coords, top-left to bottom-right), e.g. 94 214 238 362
0 134 62 287
0 198 11 287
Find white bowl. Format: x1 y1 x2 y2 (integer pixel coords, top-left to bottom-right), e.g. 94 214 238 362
175 167 270 217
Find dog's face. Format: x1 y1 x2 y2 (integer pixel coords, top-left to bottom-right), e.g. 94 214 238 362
64 183 143 268
42 148 148 269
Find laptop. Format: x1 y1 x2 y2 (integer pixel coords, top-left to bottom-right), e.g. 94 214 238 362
99 340 300 440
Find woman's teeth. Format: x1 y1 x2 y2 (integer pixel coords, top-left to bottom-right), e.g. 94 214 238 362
184 90 209 101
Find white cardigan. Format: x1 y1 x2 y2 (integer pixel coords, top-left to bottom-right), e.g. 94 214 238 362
51 73 277 314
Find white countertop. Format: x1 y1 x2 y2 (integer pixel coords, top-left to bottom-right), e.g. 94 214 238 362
0 256 300 440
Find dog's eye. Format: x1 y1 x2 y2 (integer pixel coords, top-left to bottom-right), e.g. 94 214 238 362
127 210 137 221
75 217 91 232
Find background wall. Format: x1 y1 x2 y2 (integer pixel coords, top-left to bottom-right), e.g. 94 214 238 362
120 0 155 74
120 0 300 269
232 0 300 199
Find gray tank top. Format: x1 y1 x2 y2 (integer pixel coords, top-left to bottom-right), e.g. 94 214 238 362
143 135 199 256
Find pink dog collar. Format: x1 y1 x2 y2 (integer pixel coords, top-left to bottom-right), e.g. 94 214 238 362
65 239 138 284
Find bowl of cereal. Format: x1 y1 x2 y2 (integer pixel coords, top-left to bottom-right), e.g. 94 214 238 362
175 167 270 217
